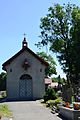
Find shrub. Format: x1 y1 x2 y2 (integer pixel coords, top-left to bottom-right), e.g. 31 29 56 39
0 104 12 117
43 87 57 102
46 98 61 107
1 91 6 98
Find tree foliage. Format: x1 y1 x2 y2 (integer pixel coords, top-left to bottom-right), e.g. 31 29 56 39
0 72 7 91
37 3 80 85
43 87 57 102
37 52 57 76
52 75 64 83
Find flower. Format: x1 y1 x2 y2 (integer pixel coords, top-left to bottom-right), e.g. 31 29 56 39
73 103 79 110
65 102 70 108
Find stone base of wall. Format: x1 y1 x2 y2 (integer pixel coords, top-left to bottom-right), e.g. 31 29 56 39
6 96 43 102
59 105 80 120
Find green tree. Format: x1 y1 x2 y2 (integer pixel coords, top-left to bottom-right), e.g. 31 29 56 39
43 87 57 102
52 75 66 84
37 52 57 76
0 72 7 91
36 3 80 87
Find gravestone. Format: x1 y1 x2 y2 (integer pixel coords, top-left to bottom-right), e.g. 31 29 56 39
62 85 72 103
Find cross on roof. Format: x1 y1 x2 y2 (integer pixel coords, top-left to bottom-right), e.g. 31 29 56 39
23 33 26 38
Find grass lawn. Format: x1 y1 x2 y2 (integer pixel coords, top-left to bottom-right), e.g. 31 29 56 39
0 104 12 117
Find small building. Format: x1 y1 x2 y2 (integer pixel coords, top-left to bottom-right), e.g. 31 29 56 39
45 77 52 90
2 37 48 100
49 82 58 88
45 77 58 90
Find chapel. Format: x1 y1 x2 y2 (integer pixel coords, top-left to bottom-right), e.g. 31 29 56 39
2 37 48 100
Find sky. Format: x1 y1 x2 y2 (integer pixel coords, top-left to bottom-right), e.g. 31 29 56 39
0 0 80 78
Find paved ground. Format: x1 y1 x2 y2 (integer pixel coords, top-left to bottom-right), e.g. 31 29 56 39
2 101 64 120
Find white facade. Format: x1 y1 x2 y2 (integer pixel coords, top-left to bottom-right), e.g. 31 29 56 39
2 38 48 100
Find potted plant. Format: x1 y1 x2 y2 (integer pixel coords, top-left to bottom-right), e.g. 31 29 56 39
73 103 79 110
65 102 70 108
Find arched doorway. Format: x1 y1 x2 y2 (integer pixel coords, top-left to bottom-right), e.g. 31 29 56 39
19 74 33 100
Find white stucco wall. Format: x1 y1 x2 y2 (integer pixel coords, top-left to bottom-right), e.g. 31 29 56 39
5 50 46 100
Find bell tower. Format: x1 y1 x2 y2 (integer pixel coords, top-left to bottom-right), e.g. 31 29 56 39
22 34 28 48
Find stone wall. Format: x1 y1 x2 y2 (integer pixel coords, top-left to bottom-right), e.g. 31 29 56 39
59 105 80 120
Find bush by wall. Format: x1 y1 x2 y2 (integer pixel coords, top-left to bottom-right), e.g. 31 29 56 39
43 87 57 102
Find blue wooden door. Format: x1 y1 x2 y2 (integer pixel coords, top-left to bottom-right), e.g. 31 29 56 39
19 79 32 100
